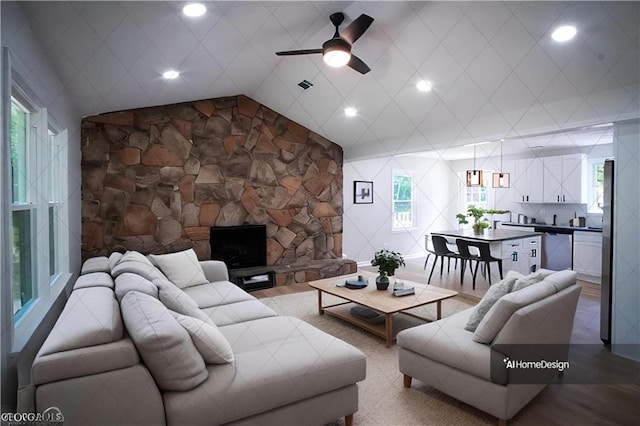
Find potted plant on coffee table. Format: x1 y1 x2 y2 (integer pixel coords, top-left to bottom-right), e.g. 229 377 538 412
371 249 405 290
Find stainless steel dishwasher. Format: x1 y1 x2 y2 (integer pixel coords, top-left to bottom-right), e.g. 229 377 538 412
538 230 573 270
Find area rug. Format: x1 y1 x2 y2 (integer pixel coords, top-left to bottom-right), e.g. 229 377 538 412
259 291 495 425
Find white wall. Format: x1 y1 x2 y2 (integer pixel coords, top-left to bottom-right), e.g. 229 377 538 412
1 1 81 410
612 119 640 362
343 155 458 265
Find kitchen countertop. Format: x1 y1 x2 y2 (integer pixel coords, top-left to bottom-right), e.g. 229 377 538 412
502 222 603 233
432 229 542 242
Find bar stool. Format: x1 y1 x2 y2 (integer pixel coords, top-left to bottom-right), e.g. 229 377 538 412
427 235 459 284
471 240 503 287
455 239 480 287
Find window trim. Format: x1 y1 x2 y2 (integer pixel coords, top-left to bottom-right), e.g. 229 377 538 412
392 169 416 231
587 157 606 215
2 48 72 352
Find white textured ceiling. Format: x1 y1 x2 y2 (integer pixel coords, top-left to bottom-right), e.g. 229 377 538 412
14 1 640 160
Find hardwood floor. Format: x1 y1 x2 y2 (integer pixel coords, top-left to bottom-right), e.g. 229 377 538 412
253 257 640 425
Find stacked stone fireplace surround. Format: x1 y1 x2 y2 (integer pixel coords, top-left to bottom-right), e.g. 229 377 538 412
81 95 356 285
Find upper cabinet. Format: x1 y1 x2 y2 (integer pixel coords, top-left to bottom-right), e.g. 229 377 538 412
513 157 544 203
513 154 586 204
543 154 587 203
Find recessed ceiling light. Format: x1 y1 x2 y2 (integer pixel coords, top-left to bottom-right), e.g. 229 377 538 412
183 3 206 18
162 70 180 79
416 80 432 92
552 25 577 42
344 107 357 117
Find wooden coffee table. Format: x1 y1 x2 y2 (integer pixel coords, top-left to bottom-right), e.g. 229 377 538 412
308 271 458 347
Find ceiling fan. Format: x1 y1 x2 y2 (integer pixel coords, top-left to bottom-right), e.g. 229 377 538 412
275 12 374 74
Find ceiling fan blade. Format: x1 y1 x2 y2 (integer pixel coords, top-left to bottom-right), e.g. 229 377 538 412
276 49 323 56
341 14 374 45
347 54 371 74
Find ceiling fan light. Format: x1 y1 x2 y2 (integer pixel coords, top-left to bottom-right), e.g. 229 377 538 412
323 49 351 67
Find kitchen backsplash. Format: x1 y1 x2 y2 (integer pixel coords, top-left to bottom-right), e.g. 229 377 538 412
510 203 602 228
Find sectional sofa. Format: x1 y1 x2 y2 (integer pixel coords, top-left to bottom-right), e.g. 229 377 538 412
398 269 580 425
20 249 367 425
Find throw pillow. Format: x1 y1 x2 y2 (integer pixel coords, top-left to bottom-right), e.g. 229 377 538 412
170 312 234 364
511 269 555 292
108 251 124 272
114 273 159 302
153 278 215 326
120 291 208 391
464 277 517 332
111 251 165 282
148 248 208 289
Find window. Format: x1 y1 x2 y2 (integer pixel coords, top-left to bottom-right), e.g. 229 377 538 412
588 158 606 213
461 170 493 211
10 97 36 316
48 129 61 280
392 171 415 229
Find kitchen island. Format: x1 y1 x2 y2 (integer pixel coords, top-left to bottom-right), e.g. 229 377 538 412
432 229 542 276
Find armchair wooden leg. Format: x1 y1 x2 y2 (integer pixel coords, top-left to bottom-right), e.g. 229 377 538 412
345 414 354 426
403 374 412 388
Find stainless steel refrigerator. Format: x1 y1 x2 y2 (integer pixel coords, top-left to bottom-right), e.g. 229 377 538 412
600 159 614 345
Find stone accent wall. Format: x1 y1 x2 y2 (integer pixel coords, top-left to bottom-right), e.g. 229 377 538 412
81 95 344 266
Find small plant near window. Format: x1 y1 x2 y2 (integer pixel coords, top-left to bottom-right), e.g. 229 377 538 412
457 205 508 234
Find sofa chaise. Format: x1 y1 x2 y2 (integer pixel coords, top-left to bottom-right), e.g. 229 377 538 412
20 249 366 425
397 269 580 425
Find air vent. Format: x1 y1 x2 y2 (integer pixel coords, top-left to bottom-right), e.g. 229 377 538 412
298 79 313 90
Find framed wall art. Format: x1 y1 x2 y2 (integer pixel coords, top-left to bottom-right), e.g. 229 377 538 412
353 181 373 204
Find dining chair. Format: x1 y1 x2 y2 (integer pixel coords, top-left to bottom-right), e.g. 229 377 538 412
456 240 503 289
426 235 459 284
455 239 480 287
472 241 503 287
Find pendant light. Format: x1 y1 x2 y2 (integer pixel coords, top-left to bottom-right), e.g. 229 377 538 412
466 145 483 187
492 140 510 188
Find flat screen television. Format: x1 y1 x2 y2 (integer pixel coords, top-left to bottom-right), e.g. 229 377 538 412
209 225 267 270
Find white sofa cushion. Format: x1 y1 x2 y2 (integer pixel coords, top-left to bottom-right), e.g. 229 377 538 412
397 310 495 381
153 278 215 326
170 312 234 364
184 281 256 309
108 251 124 271
121 291 208 391
473 280 556 343
509 269 555 292
114 273 159 302
111 251 165 282
81 256 110 274
164 316 366 426
39 287 123 356
148 248 208 289
73 272 114 290
542 269 578 292
202 300 278 327
464 277 516 332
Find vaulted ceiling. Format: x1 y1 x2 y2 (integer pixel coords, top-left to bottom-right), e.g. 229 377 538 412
13 1 640 160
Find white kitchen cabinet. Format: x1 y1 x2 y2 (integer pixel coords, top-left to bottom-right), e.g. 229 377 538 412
573 231 602 282
513 158 544 203
543 154 587 203
500 235 542 275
